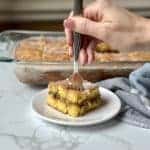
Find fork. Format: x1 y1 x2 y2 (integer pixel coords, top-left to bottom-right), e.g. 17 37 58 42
68 0 84 90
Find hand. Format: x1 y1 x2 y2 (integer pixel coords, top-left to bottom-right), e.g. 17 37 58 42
64 0 149 64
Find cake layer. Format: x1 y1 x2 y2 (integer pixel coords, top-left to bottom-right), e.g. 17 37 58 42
48 81 100 104
47 94 102 117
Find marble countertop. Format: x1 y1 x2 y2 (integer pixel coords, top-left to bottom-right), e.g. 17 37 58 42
0 62 150 150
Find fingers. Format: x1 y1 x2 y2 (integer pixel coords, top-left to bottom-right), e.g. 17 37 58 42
82 36 90 50
64 11 74 56
64 16 99 64
86 40 97 64
64 16 98 38
64 22 73 56
79 48 88 65
63 0 114 64
84 3 102 21
81 36 95 64
64 16 110 41
78 38 97 65
64 24 73 46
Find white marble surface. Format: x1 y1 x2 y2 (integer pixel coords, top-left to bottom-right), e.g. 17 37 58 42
0 62 150 150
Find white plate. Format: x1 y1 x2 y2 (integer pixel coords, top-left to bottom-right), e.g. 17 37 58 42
32 87 121 126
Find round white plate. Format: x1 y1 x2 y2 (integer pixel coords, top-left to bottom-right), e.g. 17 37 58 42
32 87 121 126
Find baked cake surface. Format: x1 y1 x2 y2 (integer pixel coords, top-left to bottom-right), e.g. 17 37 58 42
15 37 150 62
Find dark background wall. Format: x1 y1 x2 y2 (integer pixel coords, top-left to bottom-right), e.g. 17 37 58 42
0 0 149 32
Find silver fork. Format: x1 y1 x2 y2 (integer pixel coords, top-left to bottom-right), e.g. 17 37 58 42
68 0 84 90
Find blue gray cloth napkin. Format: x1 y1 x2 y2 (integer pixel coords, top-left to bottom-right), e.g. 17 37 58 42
98 63 150 129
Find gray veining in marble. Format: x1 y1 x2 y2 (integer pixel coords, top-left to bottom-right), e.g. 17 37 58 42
0 124 133 150
0 62 150 150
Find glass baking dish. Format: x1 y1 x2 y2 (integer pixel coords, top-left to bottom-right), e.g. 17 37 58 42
0 30 149 85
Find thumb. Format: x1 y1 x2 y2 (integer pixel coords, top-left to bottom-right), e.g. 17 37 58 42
64 16 108 41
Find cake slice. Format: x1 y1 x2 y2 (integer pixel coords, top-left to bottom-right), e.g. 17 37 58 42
48 80 100 105
47 80 102 117
47 94 102 117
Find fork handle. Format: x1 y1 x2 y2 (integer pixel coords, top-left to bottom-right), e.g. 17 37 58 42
73 0 83 15
73 0 83 61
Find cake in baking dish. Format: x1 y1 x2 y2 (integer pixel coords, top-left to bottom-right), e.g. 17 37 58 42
15 37 71 62
15 37 150 62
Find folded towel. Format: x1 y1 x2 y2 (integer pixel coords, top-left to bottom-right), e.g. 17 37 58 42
98 63 150 129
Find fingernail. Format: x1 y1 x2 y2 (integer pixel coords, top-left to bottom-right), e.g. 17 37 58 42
64 18 74 29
